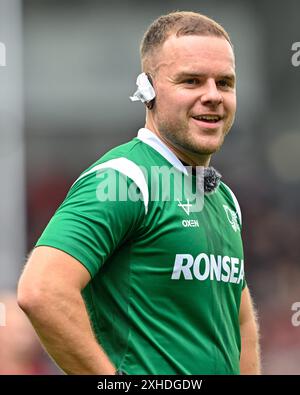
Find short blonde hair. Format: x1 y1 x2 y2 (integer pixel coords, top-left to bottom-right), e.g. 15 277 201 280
140 11 233 72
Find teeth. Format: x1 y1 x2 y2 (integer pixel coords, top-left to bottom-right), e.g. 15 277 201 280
194 115 220 121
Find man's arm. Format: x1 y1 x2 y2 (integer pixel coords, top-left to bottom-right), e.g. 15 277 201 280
17 246 116 375
239 286 261 374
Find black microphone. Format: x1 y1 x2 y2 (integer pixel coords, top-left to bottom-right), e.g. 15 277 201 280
203 166 222 193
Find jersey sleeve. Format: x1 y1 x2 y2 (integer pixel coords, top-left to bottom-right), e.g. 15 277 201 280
35 169 146 278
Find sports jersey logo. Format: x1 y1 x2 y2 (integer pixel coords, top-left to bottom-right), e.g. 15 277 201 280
177 199 200 227
177 199 192 215
171 253 244 284
223 205 240 232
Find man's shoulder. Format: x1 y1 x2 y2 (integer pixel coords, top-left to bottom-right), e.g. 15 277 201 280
219 181 242 225
70 135 167 195
81 135 168 179
89 138 142 169
219 180 235 197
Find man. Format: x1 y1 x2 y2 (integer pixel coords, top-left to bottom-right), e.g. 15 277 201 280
18 11 261 374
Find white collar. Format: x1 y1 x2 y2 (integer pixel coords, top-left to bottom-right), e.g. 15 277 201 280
137 128 188 175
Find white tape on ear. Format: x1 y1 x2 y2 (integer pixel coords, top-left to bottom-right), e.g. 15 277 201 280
129 72 156 103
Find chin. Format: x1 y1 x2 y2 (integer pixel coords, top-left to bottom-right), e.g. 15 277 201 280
196 147 219 155
192 138 224 155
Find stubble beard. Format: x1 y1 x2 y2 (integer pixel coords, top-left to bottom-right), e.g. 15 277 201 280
157 115 227 157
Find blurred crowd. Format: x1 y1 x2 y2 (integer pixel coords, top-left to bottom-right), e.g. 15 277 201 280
0 291 60 374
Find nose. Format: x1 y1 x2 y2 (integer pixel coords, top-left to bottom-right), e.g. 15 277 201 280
200 79 223 107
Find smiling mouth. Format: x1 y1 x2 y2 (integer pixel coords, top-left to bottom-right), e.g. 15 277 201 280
192 115 222 123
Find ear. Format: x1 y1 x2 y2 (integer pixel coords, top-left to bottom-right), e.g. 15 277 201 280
129 72 156 107
145 73 155 110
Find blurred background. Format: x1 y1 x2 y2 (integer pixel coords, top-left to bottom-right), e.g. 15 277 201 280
0 0 299 374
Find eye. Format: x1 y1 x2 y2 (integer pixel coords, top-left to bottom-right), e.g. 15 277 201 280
184 78 199 85
217 79 234 88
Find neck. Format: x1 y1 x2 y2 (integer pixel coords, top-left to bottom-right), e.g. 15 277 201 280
145 117 211 167
163 141 211 167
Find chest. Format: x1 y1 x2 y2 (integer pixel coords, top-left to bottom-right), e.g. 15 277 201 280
143 191 243 259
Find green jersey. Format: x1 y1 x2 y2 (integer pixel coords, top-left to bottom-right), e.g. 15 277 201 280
36 128 245 375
